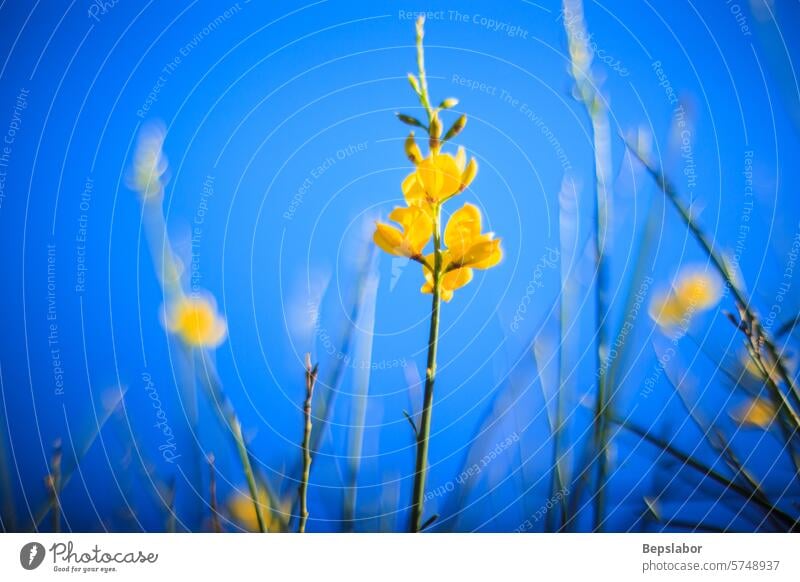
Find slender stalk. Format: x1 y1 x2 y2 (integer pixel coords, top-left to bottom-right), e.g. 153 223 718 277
166 478 176 533
589 109 611 532
33 388 127 529
414 17 433 122
410 204 442 532
197 350 267 533
46 441 62 533
299 354 317 533
562 0 611 530
208 454 221 533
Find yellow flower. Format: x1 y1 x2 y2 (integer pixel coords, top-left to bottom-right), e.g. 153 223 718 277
402 148 477 209
442 203 501 269
420 203 502 302
227 487 287 532
373 205 432 259
673 269 722 309
731 398 776 429
648 291 687 329
164 293 227 348
649 267 721 329
127 123 168 201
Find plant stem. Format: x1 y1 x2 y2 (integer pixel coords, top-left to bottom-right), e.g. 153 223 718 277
46 441 62 533
561 0 612 531
414 17 433 122
410 204 442 532
589 108 611 532
299 354 317 533
197 350 267 533
208 454 221 533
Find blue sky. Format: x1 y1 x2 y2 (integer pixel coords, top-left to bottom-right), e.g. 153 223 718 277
1 0 799 532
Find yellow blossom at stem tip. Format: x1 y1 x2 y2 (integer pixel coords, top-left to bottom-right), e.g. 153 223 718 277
164 293 228 348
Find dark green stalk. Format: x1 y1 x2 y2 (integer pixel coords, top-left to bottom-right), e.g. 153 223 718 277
197 351 266 533
299 355 317 533
562 0 611 530
33 389 127 529
613 417 798 530
410 204 442 533
208 454 222 533
414 17 433 123
47 441 62 533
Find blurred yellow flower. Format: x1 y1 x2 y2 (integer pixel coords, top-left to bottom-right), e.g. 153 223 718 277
649 268 721 329
402 148 477 210
731 398 776 429
127 123 168 201
164 293 227 348
673 270 722 309
373 205 433 259
227 487 286 533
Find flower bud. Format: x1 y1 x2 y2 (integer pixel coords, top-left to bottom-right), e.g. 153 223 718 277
439 97 459 109
460 158 478 190
429 114 442 150
397 112 425 128
443 114 467 142
405 132 423 164
408 73 421 95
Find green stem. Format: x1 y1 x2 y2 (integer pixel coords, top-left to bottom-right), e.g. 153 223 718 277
414 17 433 122
197 351 267 533
208 454 222 533
231 418 266 533
590 107 611 532
48 442 62 533
410 204 442 532
299 355 317 533
561 0 611 530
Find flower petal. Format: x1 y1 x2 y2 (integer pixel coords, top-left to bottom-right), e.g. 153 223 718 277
388 206 432 255
444 203 482 252
465 238 502 270
402 173 426 207
455 146 466 172
373 223 406 256
460 158 478 190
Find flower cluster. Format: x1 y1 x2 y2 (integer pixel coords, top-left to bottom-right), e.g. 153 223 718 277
372 25 502 302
